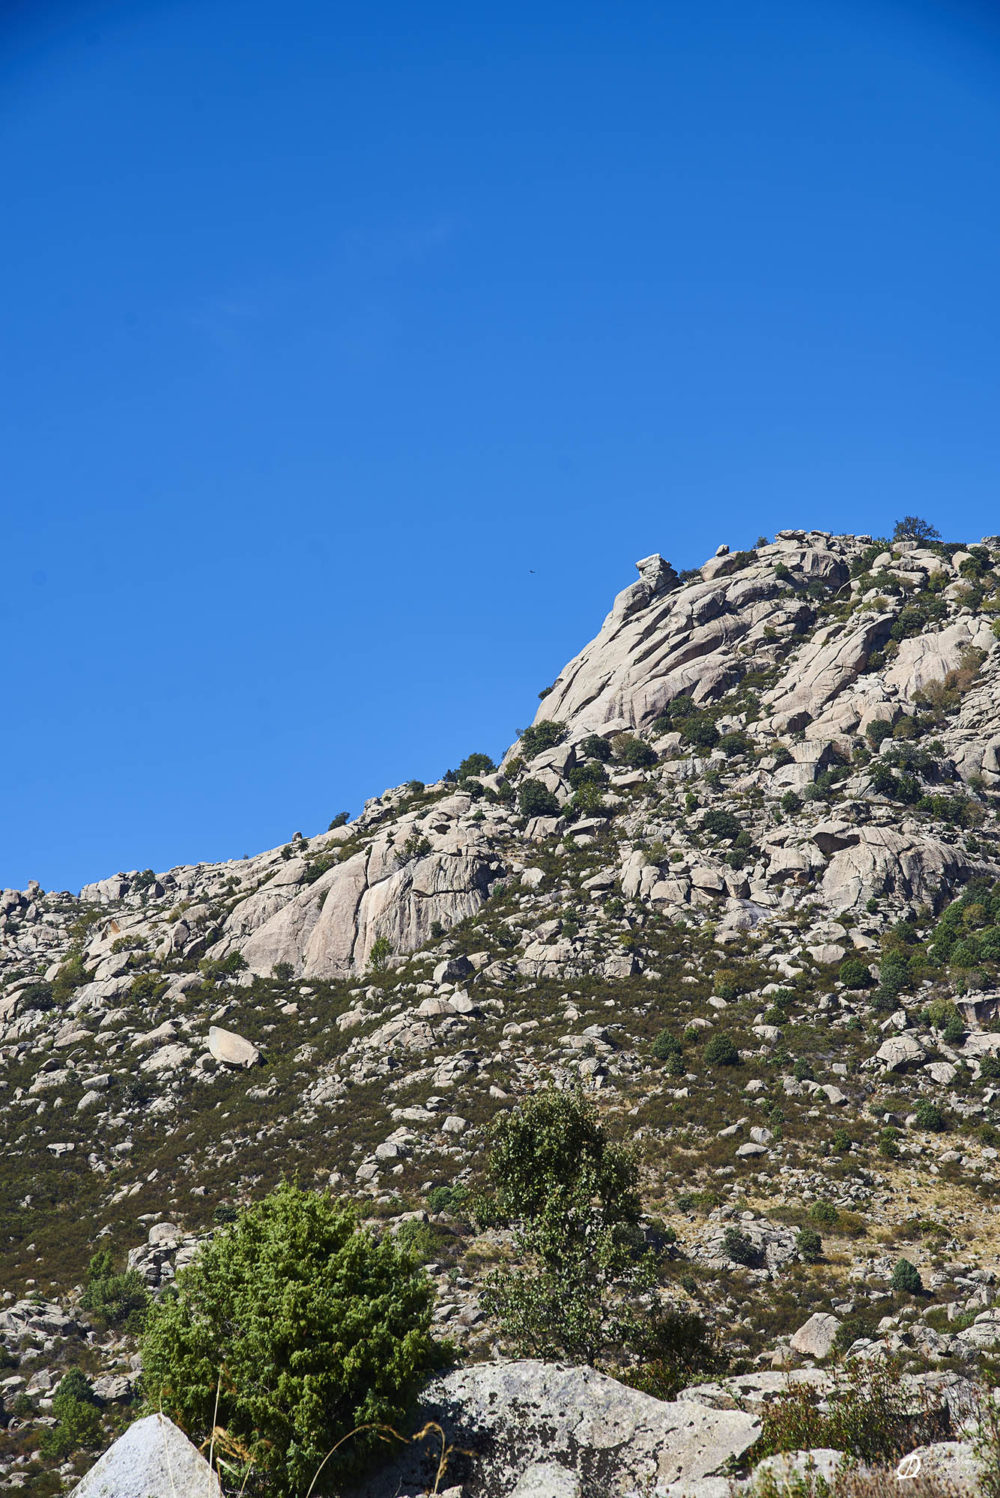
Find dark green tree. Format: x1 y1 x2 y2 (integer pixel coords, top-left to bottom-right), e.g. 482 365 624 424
517 779 560 818
40 1369 102 1460
891 1257 924 1295
458 752 495 780
141 1184 442 1496
892 516 941 543
477 1090 651 1366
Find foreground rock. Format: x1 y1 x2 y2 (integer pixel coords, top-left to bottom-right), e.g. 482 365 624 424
359 1360 760 1498
69 1412 221 1498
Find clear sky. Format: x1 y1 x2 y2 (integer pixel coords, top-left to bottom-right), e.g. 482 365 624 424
2 0 999 893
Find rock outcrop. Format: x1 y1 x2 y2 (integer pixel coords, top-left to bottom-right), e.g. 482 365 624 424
69 1413 221 1498
360 1360 760 1498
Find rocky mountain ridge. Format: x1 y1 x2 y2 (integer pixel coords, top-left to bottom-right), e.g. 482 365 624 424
8 526 1000 1491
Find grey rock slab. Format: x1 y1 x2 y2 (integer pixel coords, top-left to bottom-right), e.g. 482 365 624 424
662 1481 731 1498
359 1360 760 1498
207 1025 261 1068
69 1412 221 1498
876 1033 925 1071
750 1449 843 1487
890 1441 981 1494
789 1313 841 1360
509 1463 583 1498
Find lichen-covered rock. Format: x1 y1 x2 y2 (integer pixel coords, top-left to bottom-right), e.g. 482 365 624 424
359 1360 760 1498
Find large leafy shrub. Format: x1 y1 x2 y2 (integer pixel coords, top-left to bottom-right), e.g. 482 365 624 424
141 1184 442 1496
517 779 560 818
704 1033 740 1067
680 715 720 750
621 1310 724 1400
518 720 566 758
476 1090 651 1365
610 732 657 769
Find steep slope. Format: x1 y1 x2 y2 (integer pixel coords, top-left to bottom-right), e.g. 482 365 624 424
7 527 1000 1491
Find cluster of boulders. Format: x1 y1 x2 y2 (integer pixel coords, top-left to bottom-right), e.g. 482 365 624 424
67 1358 992 1497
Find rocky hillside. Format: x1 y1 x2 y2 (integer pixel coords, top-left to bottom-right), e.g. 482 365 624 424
8 526 1000 1490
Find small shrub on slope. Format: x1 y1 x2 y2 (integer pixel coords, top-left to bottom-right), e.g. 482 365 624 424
40 1369 102 1460
752 1355 942 1466
80 1246 149 1332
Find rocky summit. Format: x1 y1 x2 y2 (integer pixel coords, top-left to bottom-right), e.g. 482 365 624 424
7 527 1000 1493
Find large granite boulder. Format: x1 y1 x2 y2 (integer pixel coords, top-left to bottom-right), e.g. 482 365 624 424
69 1413 221 1498
359 1360 760 1498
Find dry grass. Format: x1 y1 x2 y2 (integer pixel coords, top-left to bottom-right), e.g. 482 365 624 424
744 1467 970 1498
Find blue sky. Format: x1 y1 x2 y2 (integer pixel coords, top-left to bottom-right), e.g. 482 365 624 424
2 0 999 893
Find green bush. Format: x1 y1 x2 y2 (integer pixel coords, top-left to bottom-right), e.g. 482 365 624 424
476 1089 640 1229
796 1227 823 1263
458 752 495 780
80 1247 150 1331
621 1310 724 1400
943 1013 966 1044
914 1100 946 1132
680 716 720 750
839 957 873 989
865 718 894 750
719 732 750 757
722 1227 760 1266
141 1184 441 1496
650 696 697 736
868 761 898 796
518 720 566 758
51 952 91 1005
40 1368 102 1460
891 1257 924 1295
611 732 657 769
701 809 742 841
568 760 608 791
780 790 801 814
651 1029 683 1063
518 778 561 818
879 1126 901 1159
579 733 612 762
704 1033 740 1067
893 515 940 543
366 934 393 973
426 1184 468 1216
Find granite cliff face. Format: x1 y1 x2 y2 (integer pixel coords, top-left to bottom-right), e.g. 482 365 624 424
43 527 1000 986
8 528 1000 1494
